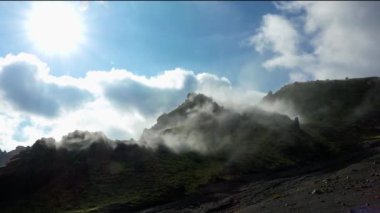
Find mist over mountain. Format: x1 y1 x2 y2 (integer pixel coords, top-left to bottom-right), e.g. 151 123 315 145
0 77 379 212
140 92 330 171
2 1 380 212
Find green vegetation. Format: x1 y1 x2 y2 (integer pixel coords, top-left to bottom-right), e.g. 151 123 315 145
261 77 380 127
0 142 225 213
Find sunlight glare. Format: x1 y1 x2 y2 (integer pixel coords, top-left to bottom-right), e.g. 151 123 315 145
26 2 85 55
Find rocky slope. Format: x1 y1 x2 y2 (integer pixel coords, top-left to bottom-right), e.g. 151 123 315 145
140 93 331 172
0 77 379 213
140 142 380 213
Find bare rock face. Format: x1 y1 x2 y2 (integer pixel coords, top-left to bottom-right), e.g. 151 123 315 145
140 93 324 170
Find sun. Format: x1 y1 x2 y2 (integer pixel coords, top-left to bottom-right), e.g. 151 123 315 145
26 2 85 55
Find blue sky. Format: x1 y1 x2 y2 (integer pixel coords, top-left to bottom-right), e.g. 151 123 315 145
0 1 284 91
0 1 379 150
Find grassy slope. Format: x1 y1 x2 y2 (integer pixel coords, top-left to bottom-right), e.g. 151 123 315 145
262 77 380 126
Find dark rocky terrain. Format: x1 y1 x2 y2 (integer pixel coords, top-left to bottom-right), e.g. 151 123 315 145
0 146 26 167
140 144 380 213
0 77 379 213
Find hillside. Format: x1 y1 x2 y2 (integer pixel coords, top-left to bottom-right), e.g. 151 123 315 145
140 93 333 171
260 77 380 129
0 146 26 167
141 145 380 213
0 77 379 212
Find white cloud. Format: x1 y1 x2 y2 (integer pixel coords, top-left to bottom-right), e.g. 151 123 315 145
0 53 93 117
251 1 380 81
0 53 264 151
289 72 309 82
79 1 89 12
196 73 265 111
250 14 299 56
249 14 315 71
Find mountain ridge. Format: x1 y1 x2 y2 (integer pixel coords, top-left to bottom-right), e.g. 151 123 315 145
0 77 379 212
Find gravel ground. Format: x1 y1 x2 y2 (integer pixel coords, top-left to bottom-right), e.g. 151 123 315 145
140 148 380 213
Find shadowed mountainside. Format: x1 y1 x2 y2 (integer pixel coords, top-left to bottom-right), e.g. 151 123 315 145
260 77 380 129
0 146 26 167
0 77 379 212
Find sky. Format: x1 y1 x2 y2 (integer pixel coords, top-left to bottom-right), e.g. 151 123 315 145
0 1 379 150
